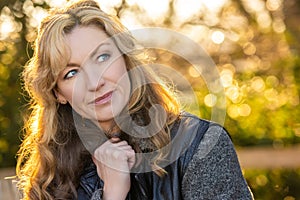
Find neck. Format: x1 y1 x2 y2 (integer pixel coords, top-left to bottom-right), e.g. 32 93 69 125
99 120 120 138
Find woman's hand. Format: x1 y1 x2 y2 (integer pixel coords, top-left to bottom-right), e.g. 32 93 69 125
92 137 135 199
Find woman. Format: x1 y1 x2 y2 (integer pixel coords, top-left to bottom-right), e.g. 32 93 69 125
16 0 253 199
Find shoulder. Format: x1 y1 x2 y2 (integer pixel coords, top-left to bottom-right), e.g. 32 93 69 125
172 111 230 151
193 120 233 161
175 111 235 167
177 111 211 126
172 111 230 169
171 111 212 138
175 111 226 134
178 113 254 199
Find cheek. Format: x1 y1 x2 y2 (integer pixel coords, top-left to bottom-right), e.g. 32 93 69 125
71 81 87 102
109 59 128 82
114 66 130 92
106 61 131 99
59 81 85 104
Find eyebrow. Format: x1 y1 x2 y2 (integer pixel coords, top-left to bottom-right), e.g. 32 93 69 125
66 63 80 67
66 42 111 67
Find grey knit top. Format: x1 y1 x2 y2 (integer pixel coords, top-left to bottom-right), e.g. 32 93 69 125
181 125 254 199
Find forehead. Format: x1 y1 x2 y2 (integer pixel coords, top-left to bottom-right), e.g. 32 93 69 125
65 25 111 63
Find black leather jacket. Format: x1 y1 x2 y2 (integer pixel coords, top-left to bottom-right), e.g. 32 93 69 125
77 113 211 199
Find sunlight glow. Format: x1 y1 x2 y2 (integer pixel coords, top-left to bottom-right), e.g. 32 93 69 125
211 30 225 44
44 0 68 8
120 10 143 30
181 25 210 43
28 6 48 28
201 0 227 12
137 0 169 20
0 7 16 40
98 0 122 7
242 0 265 13
174 0 202 22
0 19 15 40
97 0 122 14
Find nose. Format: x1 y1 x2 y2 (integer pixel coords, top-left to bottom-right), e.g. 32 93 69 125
84 65 105 91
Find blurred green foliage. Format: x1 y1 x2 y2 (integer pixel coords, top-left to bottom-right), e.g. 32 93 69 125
0 0 300 199
244 169 300 200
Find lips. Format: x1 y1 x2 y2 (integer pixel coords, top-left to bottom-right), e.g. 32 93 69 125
92 91 113 105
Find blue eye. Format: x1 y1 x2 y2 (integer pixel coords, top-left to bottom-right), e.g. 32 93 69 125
97 53 110 62
64 69 78 79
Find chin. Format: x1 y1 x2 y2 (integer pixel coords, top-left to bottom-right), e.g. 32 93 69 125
96 114 114 122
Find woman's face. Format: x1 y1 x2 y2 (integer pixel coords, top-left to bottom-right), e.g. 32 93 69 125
55 25 130 130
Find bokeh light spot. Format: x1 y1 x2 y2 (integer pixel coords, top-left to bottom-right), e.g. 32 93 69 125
226 86 240 102
238 104 251 117
266 0 282 11
0 139 9 152
251 76 265 92
257 12 272 29
204 93 217 107
266 75 279 87
188 66 201 78
264 88 278 101
255 174 268 186
220 69 233 87
227 104 239 118
0 64 10 80
211 30 225 44
273 18 286 33
243 42 256 55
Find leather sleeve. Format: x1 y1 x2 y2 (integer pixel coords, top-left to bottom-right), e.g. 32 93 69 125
90 189 103 200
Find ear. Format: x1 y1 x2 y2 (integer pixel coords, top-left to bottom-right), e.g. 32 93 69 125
54 89 68 104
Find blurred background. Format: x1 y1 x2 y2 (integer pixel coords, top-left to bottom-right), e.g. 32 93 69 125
0 0 300 199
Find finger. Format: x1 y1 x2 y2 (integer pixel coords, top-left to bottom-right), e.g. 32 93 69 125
92 156 97 163
113 140 129 147
126 149 136 169
110 137 121 143
93 140 116 159
118 146 133 151
100 139 117 148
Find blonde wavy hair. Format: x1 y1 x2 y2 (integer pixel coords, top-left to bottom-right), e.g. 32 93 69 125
17 0 180 199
